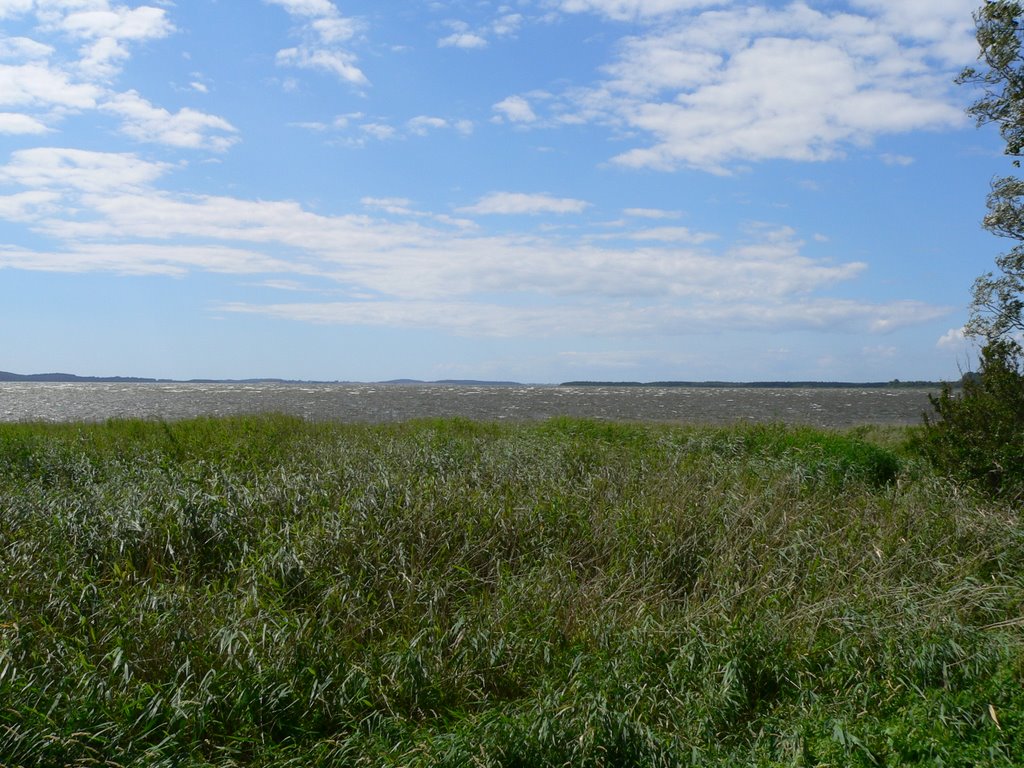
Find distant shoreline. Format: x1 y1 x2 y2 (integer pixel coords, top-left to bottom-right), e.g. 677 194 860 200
558 379 951 389
0 370 955 388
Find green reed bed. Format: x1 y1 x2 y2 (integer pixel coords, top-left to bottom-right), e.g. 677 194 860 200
0 415 1021 766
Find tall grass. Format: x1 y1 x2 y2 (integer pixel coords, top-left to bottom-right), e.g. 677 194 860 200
0 415 1021 766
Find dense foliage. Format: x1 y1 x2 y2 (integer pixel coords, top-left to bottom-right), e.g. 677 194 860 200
919 340 1024 500
917 2 1024 498
1 415 1022 766
959 1 1024 342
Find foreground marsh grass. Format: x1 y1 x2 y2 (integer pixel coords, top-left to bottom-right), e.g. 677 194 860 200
0 415 1021 766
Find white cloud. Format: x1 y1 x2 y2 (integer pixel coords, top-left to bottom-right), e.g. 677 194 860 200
57 6 174 41
76 35 130 78
521 2 969 173
937 327 968 349
611 34 961 172
289 120 328 132
217 296 946 339
849 0 978 64
0 190 60 221
103 90 238 151
0 111 49 133
0 147 948 340
312 16 357 43
0 37 54 60
556 0 724 21
407 115 448 135
0 62 101 109
360 122 395 141
0 147 170 193
0 243 293 277
276 46 368 85
493 95 537 123
458 192 590 215
492 13 523 36
52 5 174 79
361 196 415 215
265 0 338 18
623 226 715 243
0 0 34 20
267 0 368 86
624 207 682 219
438 32 488 49
437 13 522 49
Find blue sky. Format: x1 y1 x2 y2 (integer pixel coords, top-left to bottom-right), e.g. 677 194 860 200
0 0 1009 382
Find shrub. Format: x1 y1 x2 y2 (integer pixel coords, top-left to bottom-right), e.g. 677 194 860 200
917 339 1024 500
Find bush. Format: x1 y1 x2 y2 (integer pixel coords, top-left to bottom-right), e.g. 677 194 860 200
917 339 1024 500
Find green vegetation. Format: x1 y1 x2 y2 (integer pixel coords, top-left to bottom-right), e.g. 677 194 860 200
918 340 1024 501
1 414 1022 766
958 1 1024 344
916 1 1024 503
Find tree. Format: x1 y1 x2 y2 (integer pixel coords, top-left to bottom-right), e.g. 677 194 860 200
920 339 1024 500
916 1 1024 500
958 1 1024 342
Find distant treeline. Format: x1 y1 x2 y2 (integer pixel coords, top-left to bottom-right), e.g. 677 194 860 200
559 380 952 389
0 371 163 383
0 371 342 384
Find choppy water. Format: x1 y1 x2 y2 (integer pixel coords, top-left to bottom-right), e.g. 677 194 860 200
0 382 937 427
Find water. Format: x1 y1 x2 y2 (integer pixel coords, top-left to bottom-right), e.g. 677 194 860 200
0 382 938 427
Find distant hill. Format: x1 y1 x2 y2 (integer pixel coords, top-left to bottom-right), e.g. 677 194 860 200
0 371 522 386
0 371 163 383
0 371 342 384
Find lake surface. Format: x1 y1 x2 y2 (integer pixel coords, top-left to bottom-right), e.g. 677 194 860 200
0 382 938 427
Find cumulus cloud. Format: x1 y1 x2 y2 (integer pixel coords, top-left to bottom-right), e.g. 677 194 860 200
937 327 969 349
510 2 969 173
0 0 34 20
56 5 174 41
492 95 537 123
0 3 235 147
267 0 368 86
103 90 239 151
406 115 448 135
624 207 682 219
265 0 338 18
438 32 488 49
0 111 49 133
556 0 724 21
458 192 591 215
492 13 523 36
437 13 523 49
621 226 716 243
50 4 174 79
0 62 102 109
276 46 367 85
0 37 54 60
0 147 170 193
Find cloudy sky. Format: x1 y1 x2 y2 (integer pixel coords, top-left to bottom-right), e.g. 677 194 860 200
0 0 1008 382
